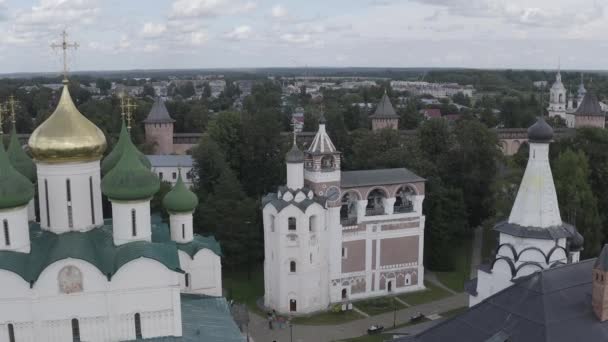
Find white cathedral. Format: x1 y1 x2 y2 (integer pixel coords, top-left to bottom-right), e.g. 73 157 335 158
468 117 584 306
0 80 225 341
262 108 426 315
547 71 605 128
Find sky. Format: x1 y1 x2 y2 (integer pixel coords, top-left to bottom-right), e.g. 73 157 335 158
0 0 606 73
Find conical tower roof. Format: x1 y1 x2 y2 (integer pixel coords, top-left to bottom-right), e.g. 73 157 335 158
0 137 34 209
574 89 604 117
162 171 198 213
101 138 159 201
101 119 151 175
143 97 175 124
28 83 107 163
307 113 337 154
370 93 398 118
8 125 36 183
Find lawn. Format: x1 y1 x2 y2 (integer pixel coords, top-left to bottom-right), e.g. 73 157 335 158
434 237 473 292
354 297 407 316
398 281 451 306
223 265 265 315
336 333 394 342
292 307 364 325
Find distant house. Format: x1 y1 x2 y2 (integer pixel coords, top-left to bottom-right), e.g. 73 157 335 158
146 155 194 187
444 113 461 122
420 108 442 120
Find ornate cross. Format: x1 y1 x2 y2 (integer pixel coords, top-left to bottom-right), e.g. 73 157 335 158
290 118 297 145
0 102 5 135
50 30 79 82
7 95 18 125
124 97 137 132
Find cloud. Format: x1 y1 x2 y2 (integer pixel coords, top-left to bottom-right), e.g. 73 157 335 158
170 0 256 19
116 35 131 50
16 0 100 26
280 33 311 44
141 22 167 38
224 25 252 40
271 4 287 18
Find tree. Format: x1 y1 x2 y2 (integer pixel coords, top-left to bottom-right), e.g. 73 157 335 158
553 149 603 257
142 84 156 98
452 92 471 107
208 111 243 172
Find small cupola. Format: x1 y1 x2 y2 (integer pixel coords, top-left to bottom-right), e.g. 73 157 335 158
0 139 34 210
527 116 554 143
162 171 198 214
101 119 151 175
8 124 36 183
593 245 608 321
101 140 160 201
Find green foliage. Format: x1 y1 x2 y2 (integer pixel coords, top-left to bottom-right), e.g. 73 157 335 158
208 111 243 171
150 181 173 221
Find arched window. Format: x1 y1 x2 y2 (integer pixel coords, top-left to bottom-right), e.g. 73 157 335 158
3 220 9 246
309 215 318 232
270 215 275 232
394 186 415 213
366 189 387 216
134 313 142 339
340 192 358 225
290 261 296 273
288 217 296 231
289 299 297 312
131 209 137 237
559 93 563 103
342 288 348 300
71 318 80 342
321 156 335 171
185 273 190 288
66 179 73 229
44 179 51 227
89 177 95 225
8 323 14 342
182 224 186 239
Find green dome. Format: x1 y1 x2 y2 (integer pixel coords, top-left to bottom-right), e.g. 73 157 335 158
101 139 160 201
162 172 198 213
0 138 34 209
8 126 36 183
101 120 151 175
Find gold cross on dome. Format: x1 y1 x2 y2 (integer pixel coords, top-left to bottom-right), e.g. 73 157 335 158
0 102 5 135
124 97 137 132
50 30 79 83
7 95 18 125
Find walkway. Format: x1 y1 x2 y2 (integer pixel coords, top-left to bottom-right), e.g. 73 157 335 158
247 293 467 342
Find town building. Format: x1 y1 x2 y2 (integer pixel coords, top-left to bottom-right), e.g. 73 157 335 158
0 80 236 341
547 71 605 128
573 88 605 128
147 155 194 187
144 97 176 155
390 81 474 98
468 117 583 307
262 115 426 314
370 93 400 131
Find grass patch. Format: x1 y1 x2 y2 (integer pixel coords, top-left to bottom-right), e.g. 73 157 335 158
336 333 393 342
434 237 473 292
292 307 364 325
223 266 264 315
398 281 451 306
354 297 407 316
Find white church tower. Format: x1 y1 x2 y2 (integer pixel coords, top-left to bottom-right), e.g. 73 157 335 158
469 117 583 306
547 69 567 123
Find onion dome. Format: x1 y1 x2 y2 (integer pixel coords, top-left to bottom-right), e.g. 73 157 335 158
286 144 304 163
527 117 554 143
101 119 151 175
8 126 36 183
28 83 107 163
319 112 327 124
0 139 34 209
162 172 198 213
101 140 159 201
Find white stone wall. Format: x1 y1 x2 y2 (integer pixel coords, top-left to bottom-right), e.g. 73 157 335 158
110 200 152 246
287 163 304 190
0 258 182 342
0 205 30 253
37 161 104 233
178 250 222 297
151 166 193 187
170 213 194 243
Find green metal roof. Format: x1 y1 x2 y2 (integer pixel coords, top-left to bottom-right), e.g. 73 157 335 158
101 120 151 176
7 126 36 183
102 137 160 201
0 138 34 209
162 172 199 213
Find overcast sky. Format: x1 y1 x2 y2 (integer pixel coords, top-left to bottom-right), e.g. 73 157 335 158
0 0 606 73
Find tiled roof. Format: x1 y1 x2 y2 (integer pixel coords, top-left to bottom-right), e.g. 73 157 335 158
144 97 175 124
370 93 399 118
341 168 424 188
575 90 604 116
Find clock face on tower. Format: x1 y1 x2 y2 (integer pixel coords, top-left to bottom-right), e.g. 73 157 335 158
326 186 340 202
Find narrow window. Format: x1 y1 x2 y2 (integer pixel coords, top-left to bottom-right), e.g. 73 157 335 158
3 220 9 246
310 253 312 264
71 318 80 342
66 179 72 202
342 247 347 259
290 261 296 273
270 215 275 232
45 179 51 227
185 273 190 288
66 179 73 229
134 313 142 339
159 172 164 180
89 177 95 225
288 217 296 231
172 172 177 180
8 323 15 342
182 224 185 239
131 209 137 237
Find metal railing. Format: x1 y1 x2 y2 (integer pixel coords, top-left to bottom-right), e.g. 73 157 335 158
365 207 386 216
394 204 414 213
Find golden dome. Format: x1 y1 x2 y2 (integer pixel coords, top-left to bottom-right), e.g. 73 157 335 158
28 83 107 163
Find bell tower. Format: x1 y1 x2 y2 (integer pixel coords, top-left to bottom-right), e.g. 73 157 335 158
548 68 567 122
304 114 341 197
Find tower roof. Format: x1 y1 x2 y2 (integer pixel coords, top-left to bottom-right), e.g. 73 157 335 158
0 138 34 209
527 117 554 143
307 115 337 154
286 144 305 163
574 90 604 116
8 125 36 183
101 119 151 175
370 93 399 118
28 84 107 163
144 97 175 124
101 137 160 201
162 171 199 213
595 245 608 271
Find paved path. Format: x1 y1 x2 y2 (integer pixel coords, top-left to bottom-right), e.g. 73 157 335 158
470 226 484 280
247 293 467 342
